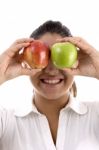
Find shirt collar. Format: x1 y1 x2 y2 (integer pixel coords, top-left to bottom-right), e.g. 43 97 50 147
14 95 88 117
62 95 88 115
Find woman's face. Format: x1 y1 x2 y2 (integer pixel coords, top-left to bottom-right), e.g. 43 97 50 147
30 33 74 100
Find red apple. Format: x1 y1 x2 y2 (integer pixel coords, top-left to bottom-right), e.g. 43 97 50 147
23 40 50 69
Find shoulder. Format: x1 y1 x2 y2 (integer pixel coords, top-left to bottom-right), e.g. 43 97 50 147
82 101 99 115
0 106 15 125
0 106 15 138
0 105 15 117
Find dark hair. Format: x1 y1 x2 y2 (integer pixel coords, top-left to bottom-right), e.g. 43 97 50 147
30 20 72 39
30 20 77 97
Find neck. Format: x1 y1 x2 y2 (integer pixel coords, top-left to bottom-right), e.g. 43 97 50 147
33 93 70 116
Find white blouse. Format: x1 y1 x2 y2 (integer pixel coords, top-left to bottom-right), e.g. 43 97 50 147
0 96 99 150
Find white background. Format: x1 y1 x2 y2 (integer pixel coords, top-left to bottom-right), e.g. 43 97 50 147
0 0 99 109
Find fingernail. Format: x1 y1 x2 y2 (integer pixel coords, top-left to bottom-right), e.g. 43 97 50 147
36 69 42 72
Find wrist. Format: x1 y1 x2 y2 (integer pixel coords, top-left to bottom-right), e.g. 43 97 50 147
0 77 6 85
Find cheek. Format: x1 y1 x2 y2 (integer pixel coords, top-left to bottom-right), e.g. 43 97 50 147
30 71 41 87
30 76 38 87
62 70 74 83
64 75 74 88
30 75 42 93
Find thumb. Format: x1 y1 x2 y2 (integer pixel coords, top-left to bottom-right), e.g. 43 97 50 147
63 67 80 76
63 60 79 76
20 68 41 76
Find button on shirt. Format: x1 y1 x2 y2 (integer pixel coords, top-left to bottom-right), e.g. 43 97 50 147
0 96 99 150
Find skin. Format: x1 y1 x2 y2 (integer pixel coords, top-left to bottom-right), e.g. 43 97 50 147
30 33 74 110
0 34 99 144
30 33 75 143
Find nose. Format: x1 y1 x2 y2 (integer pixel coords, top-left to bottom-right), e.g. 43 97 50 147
43 59 59 75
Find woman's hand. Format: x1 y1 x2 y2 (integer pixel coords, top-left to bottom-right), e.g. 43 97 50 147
57 37 99 79
0 38 41 84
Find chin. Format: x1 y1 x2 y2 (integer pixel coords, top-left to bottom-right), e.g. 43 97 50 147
38 90 69 101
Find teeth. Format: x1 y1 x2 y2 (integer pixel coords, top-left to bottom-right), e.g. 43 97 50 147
43 79 61 84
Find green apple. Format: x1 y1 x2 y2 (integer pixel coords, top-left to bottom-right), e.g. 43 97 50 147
51 42 77 69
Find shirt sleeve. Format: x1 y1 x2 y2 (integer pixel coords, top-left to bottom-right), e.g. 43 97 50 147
0 106 11 139
91 101 99 116
88 102 99 139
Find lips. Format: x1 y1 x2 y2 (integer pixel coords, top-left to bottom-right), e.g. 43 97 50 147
40 76 64 85
41 79 63 84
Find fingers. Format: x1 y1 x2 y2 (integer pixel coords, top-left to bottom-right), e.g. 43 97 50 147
13 38 34 44
3 38 34 58
57 37 97 57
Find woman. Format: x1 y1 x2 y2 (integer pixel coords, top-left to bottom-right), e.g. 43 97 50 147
0 20 99 150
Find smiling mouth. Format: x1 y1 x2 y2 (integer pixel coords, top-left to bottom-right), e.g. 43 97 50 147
40 79 63 84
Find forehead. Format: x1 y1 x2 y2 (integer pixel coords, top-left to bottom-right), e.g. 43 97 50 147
39 33 62 47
